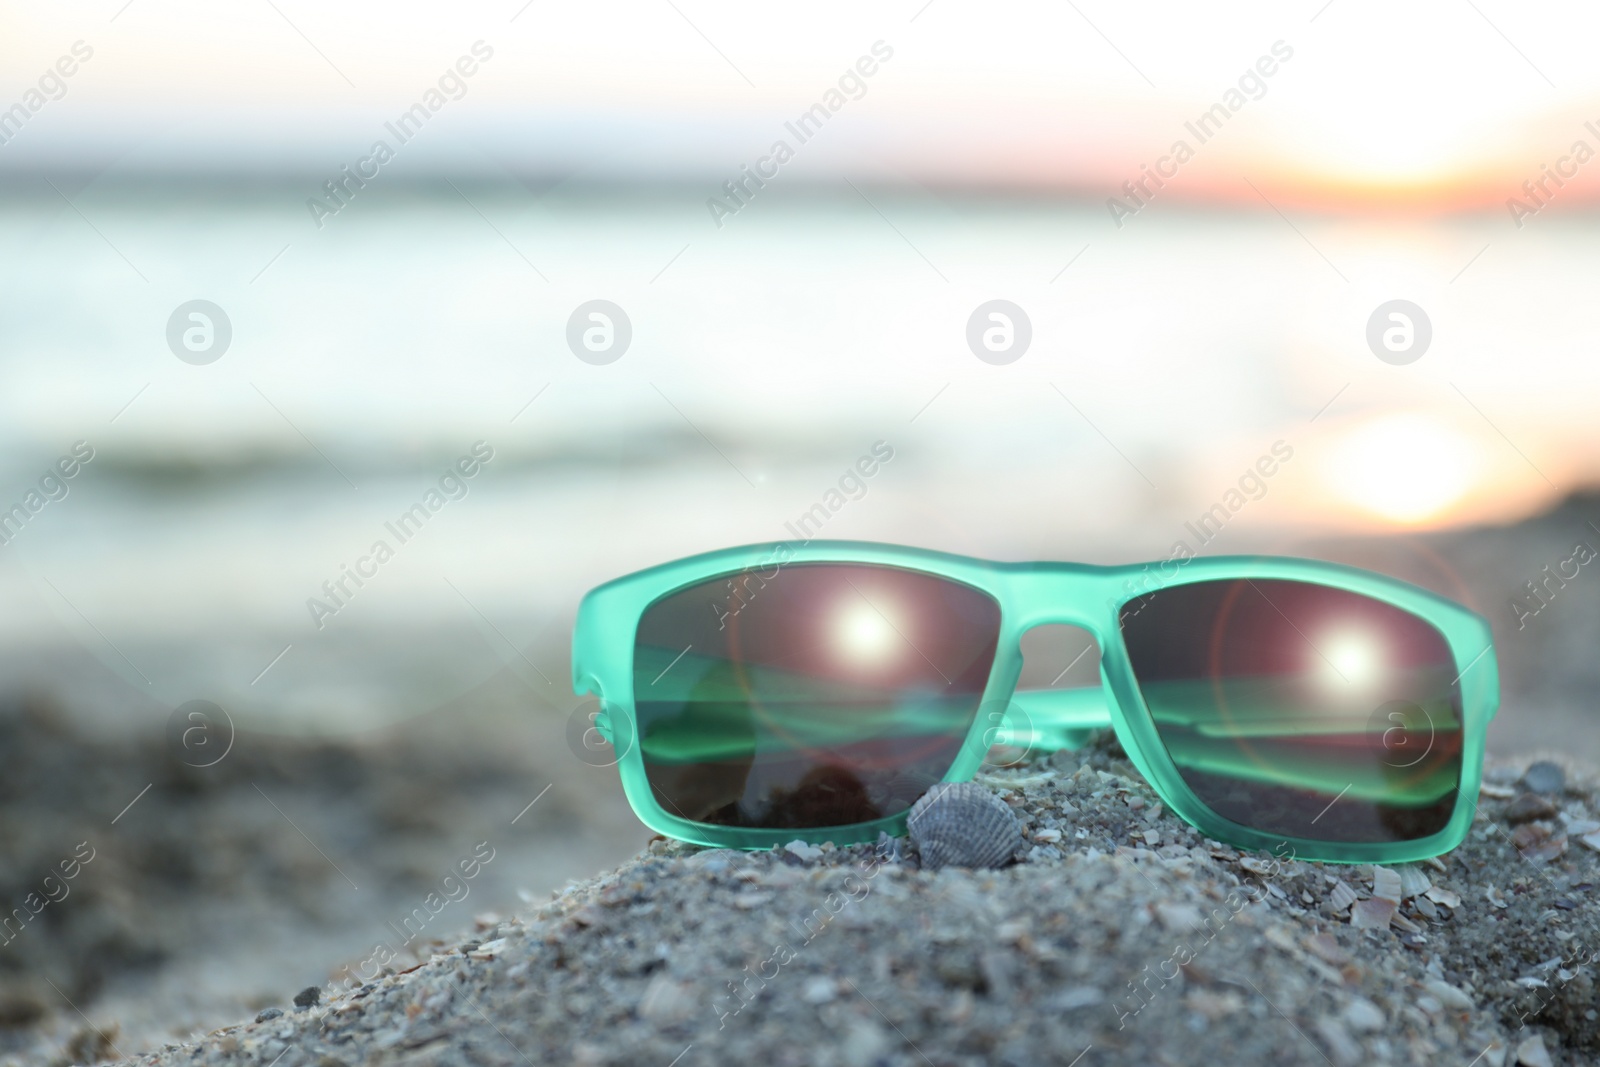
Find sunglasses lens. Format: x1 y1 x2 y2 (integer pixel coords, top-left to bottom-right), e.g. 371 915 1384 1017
1120 578 1462 844
633 563 1001 830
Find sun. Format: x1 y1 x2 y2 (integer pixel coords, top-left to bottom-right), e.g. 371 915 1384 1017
1320 413 1480 525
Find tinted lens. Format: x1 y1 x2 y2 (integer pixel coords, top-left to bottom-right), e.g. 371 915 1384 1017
633 563 1001 830
1120 578 1462 844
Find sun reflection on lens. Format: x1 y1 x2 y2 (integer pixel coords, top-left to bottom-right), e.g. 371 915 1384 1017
1321 630 1382 689
835 601 898 665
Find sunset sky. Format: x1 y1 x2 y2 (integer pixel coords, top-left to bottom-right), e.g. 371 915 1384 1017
3 0 1599 211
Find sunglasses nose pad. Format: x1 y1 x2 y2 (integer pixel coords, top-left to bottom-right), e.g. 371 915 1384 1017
1017 623 1101 690
978 624 1106 764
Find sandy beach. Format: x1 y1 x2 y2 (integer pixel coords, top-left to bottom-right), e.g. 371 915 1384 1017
1 493 1596 1065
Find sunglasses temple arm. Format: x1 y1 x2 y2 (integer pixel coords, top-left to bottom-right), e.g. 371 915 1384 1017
996 686 1114 752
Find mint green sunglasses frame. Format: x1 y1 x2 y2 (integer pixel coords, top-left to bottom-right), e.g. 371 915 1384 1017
572 541 1499 864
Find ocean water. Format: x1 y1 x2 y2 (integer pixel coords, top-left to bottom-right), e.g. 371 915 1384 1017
0 178 1593 734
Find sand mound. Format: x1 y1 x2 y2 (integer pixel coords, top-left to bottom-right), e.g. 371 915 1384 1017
91 738 1600 1067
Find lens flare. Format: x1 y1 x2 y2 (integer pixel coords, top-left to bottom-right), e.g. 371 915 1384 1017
837 602 898 664
1321 630 1382 689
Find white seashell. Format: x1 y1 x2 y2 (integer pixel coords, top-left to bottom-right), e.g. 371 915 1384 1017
1372 866 1403 904
1350 897 1396 929
1329 880 1359 913
1425 886 1462 909
907 782 1023 872
1397 864 1432 901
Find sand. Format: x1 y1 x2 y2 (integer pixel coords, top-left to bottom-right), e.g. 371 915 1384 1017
62 736 1600 1067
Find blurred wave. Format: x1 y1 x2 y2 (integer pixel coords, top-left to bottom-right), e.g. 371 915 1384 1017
0 179 1593 747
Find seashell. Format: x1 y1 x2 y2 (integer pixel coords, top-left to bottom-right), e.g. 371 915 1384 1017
1372 866 1403 904
1350 896 1396 930
1397 864 1432 901
907 782 1023 872
1328 880 1359 913
1425 886 1461 909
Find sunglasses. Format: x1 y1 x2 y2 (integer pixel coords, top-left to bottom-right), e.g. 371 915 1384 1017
571 541 1498 864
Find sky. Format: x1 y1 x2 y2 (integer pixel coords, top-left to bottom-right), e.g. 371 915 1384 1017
3 0 1600 211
